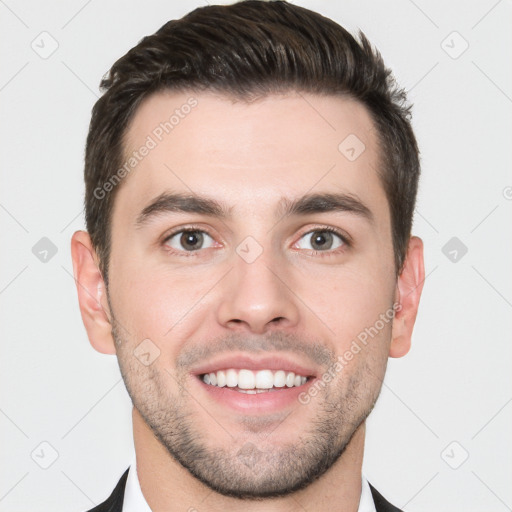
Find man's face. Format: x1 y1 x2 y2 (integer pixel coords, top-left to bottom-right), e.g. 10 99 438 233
106 91 397 498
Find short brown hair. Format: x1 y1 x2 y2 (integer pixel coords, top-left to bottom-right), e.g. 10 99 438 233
84 0 420 285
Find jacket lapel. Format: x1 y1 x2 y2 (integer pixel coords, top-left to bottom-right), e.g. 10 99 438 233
86 468 129 512
369 483 404 512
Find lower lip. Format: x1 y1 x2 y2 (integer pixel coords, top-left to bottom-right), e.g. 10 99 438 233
194 375 316 414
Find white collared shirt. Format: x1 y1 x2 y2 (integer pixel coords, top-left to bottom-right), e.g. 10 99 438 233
122 457 376 511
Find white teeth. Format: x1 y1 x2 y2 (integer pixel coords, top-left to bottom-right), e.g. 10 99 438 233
226 369 238 387
201 369 309 389
238 369 255 389
255 370 274 389
216 370 226 387
274 370 286 388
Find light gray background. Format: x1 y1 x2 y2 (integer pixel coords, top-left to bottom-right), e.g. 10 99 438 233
1 1 511 511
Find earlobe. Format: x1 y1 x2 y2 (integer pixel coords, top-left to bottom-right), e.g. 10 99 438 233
70 230 116 355
389 236 425 358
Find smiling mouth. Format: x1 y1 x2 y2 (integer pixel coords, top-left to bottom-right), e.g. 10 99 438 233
198 368 312 393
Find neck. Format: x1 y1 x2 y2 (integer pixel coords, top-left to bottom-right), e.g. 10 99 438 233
133 407 365 512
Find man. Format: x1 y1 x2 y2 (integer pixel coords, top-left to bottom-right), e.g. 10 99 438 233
71 1 424 510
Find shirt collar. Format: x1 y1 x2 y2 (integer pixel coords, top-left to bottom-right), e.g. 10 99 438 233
123 458 376 512
122 458 151 512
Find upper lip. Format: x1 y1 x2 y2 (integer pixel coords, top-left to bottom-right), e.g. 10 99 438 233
191 353 319 377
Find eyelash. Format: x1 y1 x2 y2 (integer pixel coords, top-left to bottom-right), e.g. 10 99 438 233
161 224 351 257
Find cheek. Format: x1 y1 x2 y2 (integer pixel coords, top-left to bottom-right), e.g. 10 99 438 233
302 263 394 339
110 263 217 349
298 265 395 384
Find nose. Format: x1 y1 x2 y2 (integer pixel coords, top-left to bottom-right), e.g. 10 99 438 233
215 251 301 334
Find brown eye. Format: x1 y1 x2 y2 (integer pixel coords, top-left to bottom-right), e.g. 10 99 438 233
165 230 214 251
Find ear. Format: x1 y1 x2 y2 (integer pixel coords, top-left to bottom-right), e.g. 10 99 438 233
70 230 116 354
389 236 425 358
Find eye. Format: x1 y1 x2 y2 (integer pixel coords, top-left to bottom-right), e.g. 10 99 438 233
295 229 347 252
164 230 215 252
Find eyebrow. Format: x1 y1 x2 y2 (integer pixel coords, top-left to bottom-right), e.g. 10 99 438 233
134 191 374 228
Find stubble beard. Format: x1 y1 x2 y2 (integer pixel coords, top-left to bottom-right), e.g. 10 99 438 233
111 318 385 500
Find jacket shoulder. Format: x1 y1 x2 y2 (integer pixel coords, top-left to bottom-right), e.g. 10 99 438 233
369 483 404 512
85 468 130 512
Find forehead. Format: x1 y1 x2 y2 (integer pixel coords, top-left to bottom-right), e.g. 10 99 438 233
114 90 388 229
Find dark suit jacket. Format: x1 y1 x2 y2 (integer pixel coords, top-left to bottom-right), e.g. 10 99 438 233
87 468 403 512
